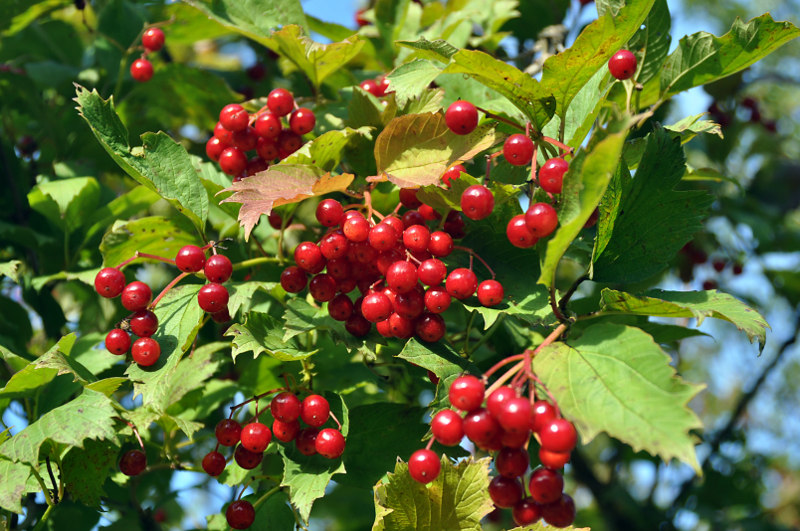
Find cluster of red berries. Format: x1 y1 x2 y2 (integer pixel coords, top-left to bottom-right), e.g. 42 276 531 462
359 76 392 98
279 195 504 341
130 27 165 83
708 96 777 133
203 392 345 529
408 375 577 527
205 88 314 181
678 241 743 287
95 245 232 366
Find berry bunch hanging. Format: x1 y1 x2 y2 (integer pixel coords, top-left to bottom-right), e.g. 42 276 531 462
130 26 165 83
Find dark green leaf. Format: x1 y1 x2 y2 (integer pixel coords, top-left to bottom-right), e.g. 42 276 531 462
226 312 314 362
62 439 118 508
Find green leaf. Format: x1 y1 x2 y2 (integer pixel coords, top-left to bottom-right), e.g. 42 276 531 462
600 288 769 350
226 312 315 362
627 0 671 86
209 491 295 530
0 389 118 469
538 128 629 289
374 112 503 188
534 323 704 472
385 59 444 107
592 126 714 283
442 49 555 128
61 439 118 508
508 525 590 531
75 86 208 235
27 177 100 233
31 269 98 292
99 215 198 268
0 458 32 513
182 0 307 42
372 455 494 530
81 186 162 246
623 114 723 169
282 298 363 350
396 37 459 63
227 281 279 317
0 334 83 399
0 260 22 283
282 127 373 172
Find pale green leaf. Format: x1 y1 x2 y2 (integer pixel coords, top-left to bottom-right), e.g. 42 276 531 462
282 127 373 172
396 37 459 63
0 335 81 398
385 59 443 107
0 261 22 283
226 312 315 362
27 177 100 233
182 0 307 43
99 215 198 268
61 439 118 508
0 458 32 513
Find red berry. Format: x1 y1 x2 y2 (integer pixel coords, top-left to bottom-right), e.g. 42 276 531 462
344 314 371 337
343 215 370 242
234 444 263 469
277 130 302 157
219 147 247 176
355 8 369 26
267 88 295 116
477 280 504 307
386 261 418 294
296 428 319 455
541 493 576 528
428 231 453 257
443 211 466 239
219 104 249 132
215 419 242 446
403 225 430 254
272 419 300 442
255 136 279 161
381 215 404 235
431 409 464 446
503 134 534 165
531 401 557 433
301 394 330 427
376 318 392 338
130 58 153 82
254 112 282 139
129 309 158 337
415 313 445 342
417 259 447 287
449 375 484 411
499 397 531 434
204 255 233 283
316 199 344 227
294 242 324 273
289 108 316 135
226 499 255 530
105 329 131 355
270 392 302 423
119 449 146 476
442 164 465 187
142 27 165 53
496 446 530 478
214 122 234 144
460 185 494 220
280 266 307 293
328 293 354 321
487 386 516 419
320 232 349 259
206 136 227 162
445 101 479 135
445 268 478 300
359 79 381 97
315 428 346 459
733 262 743 275
462 407 499 445
368 223 398 252
197 283 229 313
361 292 393 322
529 467 564 504
131 337 160 366
95 267 126 298
488 475 523 508
176 245 206 273
309 274 337 302
240 422 271 452
702 279 717 290
393 290 424 319
202 451 226 476
418 204 440 221
525 202 559 238
539 448 571 469
408 449 440 484
246 156 269 176
507 214 538 248
540 418 578 453
712 259 726 272
424 286 451 313
539 157 568 194
376 76 391 96
501 428 531 449
401 209 425 229
399 188 422 209
512 497 542 526
608 49 637 80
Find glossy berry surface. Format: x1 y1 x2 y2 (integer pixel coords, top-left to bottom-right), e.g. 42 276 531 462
445 100 479 135
462 408 500 446
488 475 523 508
197 283 229 313
529 467 564 504
254 112 282 139
477 279 504 307
215 419 242 446
442 164 465 187
418 259 447 286
219 104 249 132
271 392 302 422
175 245 206 273
530 400 557 432
119 449 147 476
219 147 247 176
226 500 255 530
131 337 160 366
540 418 578 453
399 188 422 209
513 497 542 526
539 157 568 194
499 397 532 433
608 49 637 80
460 185 494 220
414 313 445 342
309 274 337 302
240 422 271 452
359 79 381 96
205 136 226 161
315 428 346 459
449 375 484 411
272 419 300 443
487 386 516 419
95 267 126 298
129 309 158 337
316 199 344 227
403 225 430 254
342 215 370 242
496 447 529 478
296 428 319 455
408 449 441 484
121 281 152 311
431 409 464 446
424 286 451 313
360 292 393 323
542 493 576 528
142 27 165 52
525 202 559 238
386 261 418 294
130 58 153 82
267 88 295 116
503 134 535 165
202 451 226 476
294 241 324 273
204 254 233 283
507 214 538 248
446 268 478 300
289 108 316 135
234 444 263 469
368 223 398 252
301 394 330 427
539 448 571 469
105 329 131 355
280 266 307 293
344 314 370 337
428 231 453 257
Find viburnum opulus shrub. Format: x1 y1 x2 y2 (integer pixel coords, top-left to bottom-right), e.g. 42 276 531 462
0 0 796 529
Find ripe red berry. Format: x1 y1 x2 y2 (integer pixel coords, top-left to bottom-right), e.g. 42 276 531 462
270 392 302 422
316 199 344 227
215 419 242 446
280 266 307 293
424 286 451 313
376 76 391 96
359 79 382 97
202 451 226 476
246 156 268 176
328 293 354 321
417 259 447 287
399 188 422 209
255 136 279 161
702 279 717 290
294 241 324 273
309 274 337 302
219 104 249 132
539 448 571 469
219 147 247 176
496 447 530 478
277 130 303 158
272 419 300 443
105 329 131 355
120 281 151 311
355 8 369 26
489 475 523 508
529 467 564 504
462 407 499 445
240 422 271 453
289 108 316 135
712 259 726 272
460 185 494 220
386 261 418 294
359 292 391 322
445 268 478 300
344 314 371 337
408 449 440 484
320 232 349 260
486 386 516 418
431 409 464 446
368 223 398 252
343 215 370 242
142 27 165 53
315 428 346 459
254 112 282 139
503 134 535 165
376 318 392 338
401 209 425 229
129 309 158 337
442 164 465 187
95 267 126 298
428 231 453 257
403 225 430 254
477 279 504 307
733 262 743 275
418 204 440 221
130 58 153 82
198 283 229 313
415 313 445 342
301 394 330 427
119 449 147 476
267 88 295 116
530 401 557 433
131 337 160 366
499 397 531 434
525 202 559 238
512 497 542 526
449 375 485 412
539 157 568 194
295 428 319 455
226 499 255 530
176 245 206 273
540 418 578 453
393 289 424 319
445 101 479 135
443 210 466 239
204 255 233 283
541 493 576 528
206 136 227 162
608 49 637 80
233 444 263 470
507 214 538 248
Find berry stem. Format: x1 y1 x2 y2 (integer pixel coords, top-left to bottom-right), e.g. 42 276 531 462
474 105 525 132
149 272 189 309
541 136 574 155
549 285 569 323
328 410 343 430
232 256 281 271
528 143 539 202
482 352 527 384
453 246 496 279
252 485 282 510
125 420 146 450
229 388 286 413
557 274 588 317
116 251 176 269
